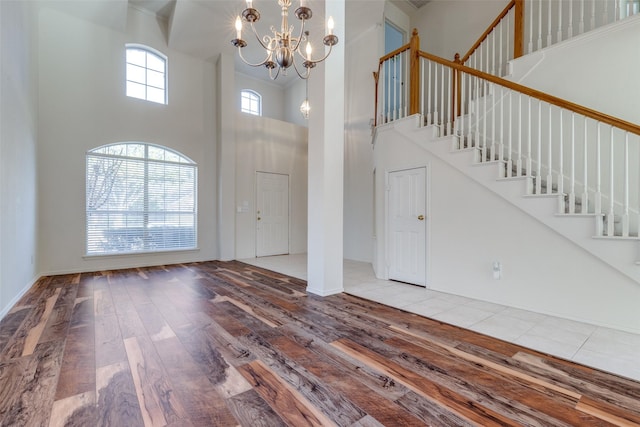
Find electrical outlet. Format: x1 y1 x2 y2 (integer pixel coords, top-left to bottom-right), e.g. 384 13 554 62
492 261 502 280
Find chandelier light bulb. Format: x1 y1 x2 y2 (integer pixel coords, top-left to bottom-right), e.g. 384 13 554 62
235 16 243 39
327 16 334 35
305 41 312 59
246 0 253 8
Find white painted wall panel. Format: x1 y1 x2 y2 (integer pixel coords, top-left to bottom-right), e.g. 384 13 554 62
0 1 39 318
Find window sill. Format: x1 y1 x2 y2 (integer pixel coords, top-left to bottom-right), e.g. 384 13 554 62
83 248 200 260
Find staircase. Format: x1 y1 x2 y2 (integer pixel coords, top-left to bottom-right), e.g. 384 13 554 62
373 5 640 285
385 116 640 285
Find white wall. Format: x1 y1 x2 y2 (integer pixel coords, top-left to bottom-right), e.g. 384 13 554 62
412 0 507 59
511 15 640 125
0 1 40 318
37 6 219 274
284 79 308 127
374 125 640 334
235 113 308 259
339 1 391 263
235 72 285 121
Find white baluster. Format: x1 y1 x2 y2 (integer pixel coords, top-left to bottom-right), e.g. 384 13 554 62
608 126 615 236
538 0 544 50
579 0 585 34
506 14 513 61
569 113 576 213
482 78 487 160
568 0 574 38
528 0 534 53
527 97 532 179
558 109 564 211
582 118 589 214
460 71 465 145
475 77 481 153
491 83 496 160
385 61 390 123
440 64 445 129
427 61 432 125
622 132 630 236
507 89 513 175
447 67 453 135
547 105 554 194
547 0 553 47
604 0 609 25
615 0 621 20
537 101 543 194
594 122 603 234
595 122 602 215
404 51 409 118
500 19 505 73
492 29 497 76
557 0 563 43
515 94 522 176
500 86 505 164
434 62 439 126
421 58 425 123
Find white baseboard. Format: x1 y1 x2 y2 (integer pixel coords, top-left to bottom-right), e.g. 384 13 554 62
0 273 41 322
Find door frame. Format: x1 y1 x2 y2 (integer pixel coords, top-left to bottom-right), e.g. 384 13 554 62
255 171 290 258
384 165 430 287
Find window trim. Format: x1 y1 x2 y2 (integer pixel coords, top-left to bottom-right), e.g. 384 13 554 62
240 89 262 116
126 43 168 105
86 142 197 256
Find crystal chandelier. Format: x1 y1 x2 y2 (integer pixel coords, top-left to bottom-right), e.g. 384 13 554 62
231 0 339 80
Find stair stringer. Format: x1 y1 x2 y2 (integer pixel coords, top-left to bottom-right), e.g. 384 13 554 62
397 116 640 285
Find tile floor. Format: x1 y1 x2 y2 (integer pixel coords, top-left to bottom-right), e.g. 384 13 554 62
240 254 640 382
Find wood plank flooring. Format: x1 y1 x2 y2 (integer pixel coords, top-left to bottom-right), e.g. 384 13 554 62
1 260 639 426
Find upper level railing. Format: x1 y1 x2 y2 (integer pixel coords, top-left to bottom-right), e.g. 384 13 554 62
374 29 640 236
459 0 639 78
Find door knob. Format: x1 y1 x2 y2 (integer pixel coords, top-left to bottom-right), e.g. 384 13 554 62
418 215 424 221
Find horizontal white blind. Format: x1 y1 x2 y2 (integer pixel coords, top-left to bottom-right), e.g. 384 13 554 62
86 143 196 255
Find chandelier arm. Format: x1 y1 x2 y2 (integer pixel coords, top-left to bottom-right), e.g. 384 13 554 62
269 65 281 80
290 19 306 52
237 47 272 68
304 43 335 65
291 58 310 80
249 22 273 51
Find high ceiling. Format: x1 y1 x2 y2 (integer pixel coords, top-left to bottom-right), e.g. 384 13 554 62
42 0 428 87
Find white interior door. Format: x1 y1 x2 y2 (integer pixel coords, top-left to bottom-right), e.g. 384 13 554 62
388 167 427 286
256 172 289 257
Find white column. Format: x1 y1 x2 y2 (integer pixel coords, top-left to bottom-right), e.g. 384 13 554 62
216 53 236 260
306 0 345 296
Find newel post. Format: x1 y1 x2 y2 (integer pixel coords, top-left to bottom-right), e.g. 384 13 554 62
373 71 379 126
409 29 420 116
514 0 524 58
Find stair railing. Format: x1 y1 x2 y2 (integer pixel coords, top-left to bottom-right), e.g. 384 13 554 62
457 0 640 79
460 0 523 77
375 30 640 237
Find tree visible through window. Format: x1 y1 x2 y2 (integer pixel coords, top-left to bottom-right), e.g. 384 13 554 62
86 143 197 255
241 89 261 116
126 44 167 104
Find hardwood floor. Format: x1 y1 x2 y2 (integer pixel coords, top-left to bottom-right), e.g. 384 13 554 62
1 260 639 426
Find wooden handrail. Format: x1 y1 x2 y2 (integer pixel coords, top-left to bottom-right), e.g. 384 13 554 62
379 43 411 65
419 50 640 136
461 0 516 63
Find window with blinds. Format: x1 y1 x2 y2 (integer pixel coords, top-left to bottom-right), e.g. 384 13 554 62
86 143 197 255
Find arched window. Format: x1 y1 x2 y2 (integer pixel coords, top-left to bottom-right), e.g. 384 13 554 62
126 44 167 104
240 89 262 116
86 143 197 255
